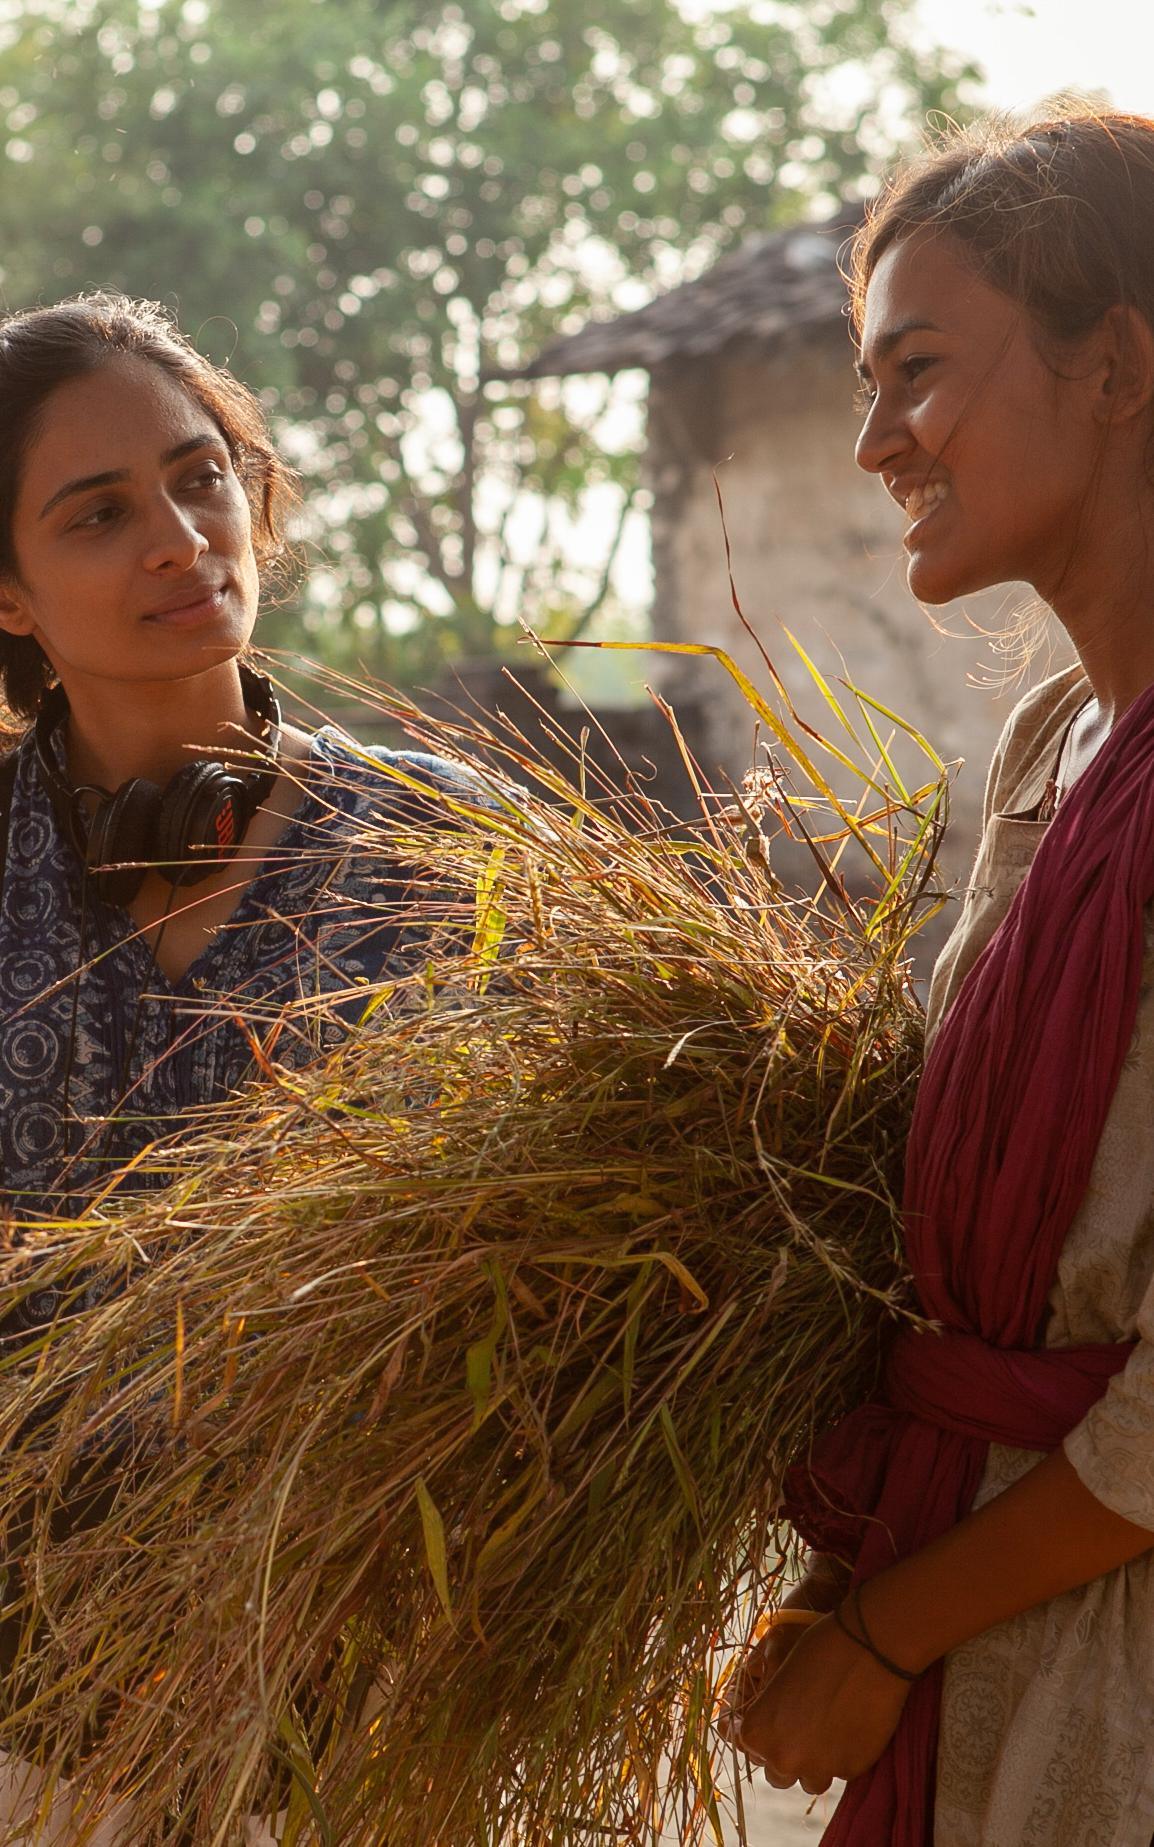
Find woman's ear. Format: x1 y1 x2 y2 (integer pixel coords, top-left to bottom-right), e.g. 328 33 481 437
0 581 35 638
1092 304 1154 425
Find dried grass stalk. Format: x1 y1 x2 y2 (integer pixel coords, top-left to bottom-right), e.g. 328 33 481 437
0 647 946 1844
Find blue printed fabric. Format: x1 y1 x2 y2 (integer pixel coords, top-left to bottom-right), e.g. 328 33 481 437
0 724 470 1255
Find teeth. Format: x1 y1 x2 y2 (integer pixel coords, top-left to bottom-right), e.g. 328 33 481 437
904 482 949 521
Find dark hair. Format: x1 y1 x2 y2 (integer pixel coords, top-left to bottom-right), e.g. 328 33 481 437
0 292 302 718
850 108 1154 352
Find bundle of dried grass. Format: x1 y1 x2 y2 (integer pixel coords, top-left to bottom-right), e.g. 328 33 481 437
0 645 946 1845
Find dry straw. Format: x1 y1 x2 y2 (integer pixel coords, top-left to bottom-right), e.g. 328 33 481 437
0 641 946 1844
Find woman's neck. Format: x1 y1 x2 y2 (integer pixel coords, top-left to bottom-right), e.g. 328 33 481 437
58 662 257 792
1055 606 1154 732
1043 481 1154 728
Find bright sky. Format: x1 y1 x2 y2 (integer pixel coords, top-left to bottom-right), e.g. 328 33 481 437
915 0 1154 116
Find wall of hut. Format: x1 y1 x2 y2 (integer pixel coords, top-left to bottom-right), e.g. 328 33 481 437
644 321 1072 952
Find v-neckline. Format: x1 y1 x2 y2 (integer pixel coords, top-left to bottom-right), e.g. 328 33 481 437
105 741 327 995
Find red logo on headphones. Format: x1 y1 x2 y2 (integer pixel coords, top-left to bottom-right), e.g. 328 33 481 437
214 804 237 849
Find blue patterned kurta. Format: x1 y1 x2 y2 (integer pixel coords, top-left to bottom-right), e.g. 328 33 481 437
0 723 475 1702
0 723 466 1242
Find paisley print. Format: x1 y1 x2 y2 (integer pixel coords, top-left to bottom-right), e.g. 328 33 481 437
0 725 469 1338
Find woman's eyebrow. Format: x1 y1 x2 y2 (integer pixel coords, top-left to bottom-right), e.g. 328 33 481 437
856 318 946 381
38 433 223 520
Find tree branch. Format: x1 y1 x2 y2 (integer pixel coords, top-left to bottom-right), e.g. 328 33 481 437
380 436 466 609
485 490 520 625
455 390 480 599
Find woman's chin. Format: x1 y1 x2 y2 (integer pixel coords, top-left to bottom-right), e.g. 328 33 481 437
905 549 990 607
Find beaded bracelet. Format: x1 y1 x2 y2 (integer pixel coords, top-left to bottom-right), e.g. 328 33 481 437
832 1586 921 1684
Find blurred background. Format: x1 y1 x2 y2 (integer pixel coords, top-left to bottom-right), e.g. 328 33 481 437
0 0 1149 933
0 0 1142 933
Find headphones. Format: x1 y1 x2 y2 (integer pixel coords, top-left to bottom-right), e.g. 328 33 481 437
34 665 283 907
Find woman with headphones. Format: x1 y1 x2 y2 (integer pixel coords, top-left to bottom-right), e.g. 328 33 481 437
0 292 483 1839
0 293 464 1265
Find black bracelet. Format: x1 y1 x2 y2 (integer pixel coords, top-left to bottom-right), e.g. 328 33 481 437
831 1586 921 1685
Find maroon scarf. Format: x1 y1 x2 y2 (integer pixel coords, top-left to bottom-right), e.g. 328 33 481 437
784 680 1154 1843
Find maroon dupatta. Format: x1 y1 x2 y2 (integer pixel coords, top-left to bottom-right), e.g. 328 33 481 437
784 681 1154 1843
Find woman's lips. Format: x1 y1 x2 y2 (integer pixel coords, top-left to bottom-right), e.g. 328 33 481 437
142 586 229 627
901 482 949 550
902 502 948 550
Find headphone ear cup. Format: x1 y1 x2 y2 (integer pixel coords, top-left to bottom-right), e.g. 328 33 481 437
86 778 163 907
153 762 247 886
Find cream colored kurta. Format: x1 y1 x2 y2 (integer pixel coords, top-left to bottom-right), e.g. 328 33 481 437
930 667 1154 1847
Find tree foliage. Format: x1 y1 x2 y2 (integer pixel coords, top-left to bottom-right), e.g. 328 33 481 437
0 0 978 676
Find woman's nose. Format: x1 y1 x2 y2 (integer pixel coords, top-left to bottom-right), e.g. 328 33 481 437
141 497 209 574
854 391 907 478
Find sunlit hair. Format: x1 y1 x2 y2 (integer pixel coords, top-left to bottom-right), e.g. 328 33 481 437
0 292 302 719
850 104 1154 349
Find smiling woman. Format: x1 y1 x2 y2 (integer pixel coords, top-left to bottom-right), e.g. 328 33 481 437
718 112 1154 1847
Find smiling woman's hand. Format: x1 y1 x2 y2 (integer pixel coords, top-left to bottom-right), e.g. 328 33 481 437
715 1550 850 1748
727 1610 912 1795
715 1610 818 1740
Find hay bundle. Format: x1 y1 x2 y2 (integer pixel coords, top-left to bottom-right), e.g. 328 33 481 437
0 650 944 1844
